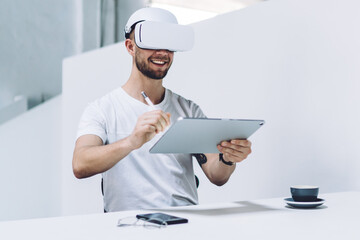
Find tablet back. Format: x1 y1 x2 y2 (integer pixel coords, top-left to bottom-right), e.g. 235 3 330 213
149 118 265 154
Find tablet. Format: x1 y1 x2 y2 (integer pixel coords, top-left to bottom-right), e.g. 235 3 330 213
149 117 265 154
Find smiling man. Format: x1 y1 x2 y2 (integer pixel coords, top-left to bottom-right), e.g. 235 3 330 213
134 45 172 80
72 7 252 212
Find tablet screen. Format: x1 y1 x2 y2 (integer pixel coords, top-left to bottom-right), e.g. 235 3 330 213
149 118 264 153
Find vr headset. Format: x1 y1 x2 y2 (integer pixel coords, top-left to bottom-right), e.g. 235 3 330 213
133 21 194 52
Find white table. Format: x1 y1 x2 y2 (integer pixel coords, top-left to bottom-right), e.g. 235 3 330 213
1 192 359 240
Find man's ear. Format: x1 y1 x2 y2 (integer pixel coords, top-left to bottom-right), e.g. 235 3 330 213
125 39 135 57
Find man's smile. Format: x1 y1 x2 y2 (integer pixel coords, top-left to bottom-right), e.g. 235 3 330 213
150 59 168 66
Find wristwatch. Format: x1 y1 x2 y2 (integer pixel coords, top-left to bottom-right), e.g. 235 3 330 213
219 153 234 166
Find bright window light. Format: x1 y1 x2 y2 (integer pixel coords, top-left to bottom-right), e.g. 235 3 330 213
148 0 264 25
149 3 218 25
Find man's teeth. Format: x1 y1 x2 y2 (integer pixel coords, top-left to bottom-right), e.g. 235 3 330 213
151 60 165 64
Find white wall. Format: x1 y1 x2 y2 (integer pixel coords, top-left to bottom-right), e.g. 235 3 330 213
0 96 27 125
169 0 360 202
0 96 62 221
61 44 131 215
62 0 360 215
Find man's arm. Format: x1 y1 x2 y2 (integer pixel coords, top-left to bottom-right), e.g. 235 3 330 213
72 134 134 179
72 110 171 179
194 140 252 186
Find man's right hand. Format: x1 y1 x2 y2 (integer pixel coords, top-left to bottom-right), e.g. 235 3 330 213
127 110 171 149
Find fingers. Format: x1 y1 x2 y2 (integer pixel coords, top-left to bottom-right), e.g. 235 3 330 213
229 139 252 147
129 110 171 149
141 110 171 133
219 140 251 153
217 140 252 163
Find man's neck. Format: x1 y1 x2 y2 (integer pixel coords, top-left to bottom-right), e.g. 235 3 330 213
122 70 165 105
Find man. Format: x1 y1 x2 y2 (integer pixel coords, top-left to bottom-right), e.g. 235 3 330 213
72 7 252 212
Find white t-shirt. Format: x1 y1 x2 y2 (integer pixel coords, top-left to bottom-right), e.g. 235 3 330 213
77 87 206 212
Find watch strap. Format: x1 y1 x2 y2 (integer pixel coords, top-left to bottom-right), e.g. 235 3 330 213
219 153 234 166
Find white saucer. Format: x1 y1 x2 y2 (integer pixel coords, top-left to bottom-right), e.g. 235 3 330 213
284 197 325 209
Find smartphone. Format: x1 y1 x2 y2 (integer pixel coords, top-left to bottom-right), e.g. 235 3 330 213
136 212 188 225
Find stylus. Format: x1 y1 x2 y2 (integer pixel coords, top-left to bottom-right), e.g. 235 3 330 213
141 91 156 109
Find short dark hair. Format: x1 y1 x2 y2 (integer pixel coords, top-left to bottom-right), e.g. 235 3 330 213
125 23 138 39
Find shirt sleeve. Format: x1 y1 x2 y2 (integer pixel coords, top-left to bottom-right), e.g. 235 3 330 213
76 101 107 144
191 102 207 118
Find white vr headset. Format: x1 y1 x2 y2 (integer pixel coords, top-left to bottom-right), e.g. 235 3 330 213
133 21 194 52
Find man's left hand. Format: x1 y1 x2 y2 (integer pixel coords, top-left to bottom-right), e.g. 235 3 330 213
217 139 252 164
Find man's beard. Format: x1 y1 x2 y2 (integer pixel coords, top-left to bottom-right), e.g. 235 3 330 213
135 51 171 80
